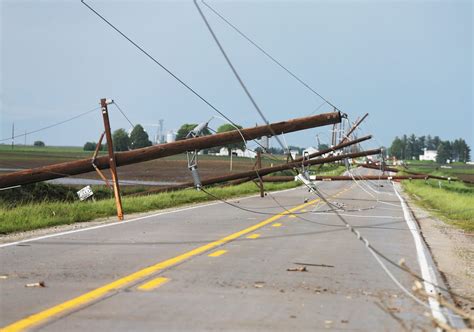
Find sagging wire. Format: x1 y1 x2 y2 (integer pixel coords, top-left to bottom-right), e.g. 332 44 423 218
179 108 470 313
193 0 294 161
112 101 135 129
200 0 342 113
192 133 472 309
80 0 245 136
0 106 100 142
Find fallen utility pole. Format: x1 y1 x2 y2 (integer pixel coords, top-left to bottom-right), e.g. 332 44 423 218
259 175 432 182
230 135 373 187
359 163 399 173
293 134 372 163
341 113 368 144
129 149 381 196
0 112 341 189
359 163 474 184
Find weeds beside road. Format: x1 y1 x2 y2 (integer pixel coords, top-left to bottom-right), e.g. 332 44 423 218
401 172 474 232
0 182 300 235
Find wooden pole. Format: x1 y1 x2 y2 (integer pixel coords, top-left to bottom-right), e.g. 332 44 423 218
256 150 264 197
101 98 123 220
0 111 341 188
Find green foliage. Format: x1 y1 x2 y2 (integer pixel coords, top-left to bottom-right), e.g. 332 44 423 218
33 140 45 147
112 128 130 151
83 142 97 151
389 137 404 159
130 124 152 149
452 138 471 162
217 124 245 155
436 141 451 163
0 182 300 234
389 134 471 162
402 180 474 231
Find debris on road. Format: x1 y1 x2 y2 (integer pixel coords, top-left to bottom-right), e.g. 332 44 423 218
253 281 265 288
287 266 307 272
293 262 334 268
25 281 45 288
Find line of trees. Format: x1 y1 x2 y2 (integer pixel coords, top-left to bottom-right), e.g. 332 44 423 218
389 134 471 163
83 124 152 152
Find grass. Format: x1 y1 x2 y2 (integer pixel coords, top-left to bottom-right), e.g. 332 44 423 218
400 161 474 177
311 164 346 176
402 179 474 231
0 181 300 235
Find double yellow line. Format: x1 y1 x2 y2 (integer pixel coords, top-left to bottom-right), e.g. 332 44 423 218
1 197 320 332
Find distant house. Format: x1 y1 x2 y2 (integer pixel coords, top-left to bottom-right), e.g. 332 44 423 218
217 147 257 158
419 148 437 161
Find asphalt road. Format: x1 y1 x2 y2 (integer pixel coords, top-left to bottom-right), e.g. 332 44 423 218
0 169 454 331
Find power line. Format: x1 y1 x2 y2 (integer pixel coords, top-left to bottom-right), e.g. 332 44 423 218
0 106 100 142
201 0 340 112
112 101 135 128
193 0 291 158
80 0 240 131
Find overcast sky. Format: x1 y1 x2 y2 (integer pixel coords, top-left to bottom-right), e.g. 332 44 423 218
1 0 472 150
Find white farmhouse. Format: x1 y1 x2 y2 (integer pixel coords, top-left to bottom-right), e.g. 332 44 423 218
419 148 437 161
217 147 257 158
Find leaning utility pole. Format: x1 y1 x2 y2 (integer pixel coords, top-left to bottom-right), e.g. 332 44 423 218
101 98 123 220
341 113 368 144
131 149 381 195
0 111 342 188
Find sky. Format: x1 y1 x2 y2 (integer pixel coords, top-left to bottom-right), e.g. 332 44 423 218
1 0 472 151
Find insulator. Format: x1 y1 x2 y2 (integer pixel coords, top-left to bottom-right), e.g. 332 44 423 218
190 165 202 190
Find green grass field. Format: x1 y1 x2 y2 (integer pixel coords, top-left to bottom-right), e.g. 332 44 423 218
398 161 474 231
0 181 300 235
402 179 474 231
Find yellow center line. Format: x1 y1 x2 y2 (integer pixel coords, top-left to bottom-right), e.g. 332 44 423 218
272 223 282 227
137 277 169 291
246 234 260 239
208 250 227 257
288 215 297 219
1 197 319 332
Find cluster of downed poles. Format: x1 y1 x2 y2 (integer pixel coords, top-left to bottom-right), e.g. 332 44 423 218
1 99 468 220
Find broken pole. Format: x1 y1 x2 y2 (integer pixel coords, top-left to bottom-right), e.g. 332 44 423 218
0 111 342 188
129 149 382 196
255 150 264 197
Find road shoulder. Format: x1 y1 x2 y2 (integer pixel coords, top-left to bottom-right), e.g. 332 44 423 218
402 189 474 314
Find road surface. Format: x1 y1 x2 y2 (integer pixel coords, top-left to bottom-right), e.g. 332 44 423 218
0 169 457 331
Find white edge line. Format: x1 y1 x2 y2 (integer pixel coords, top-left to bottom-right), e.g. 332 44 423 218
0 186 301 249
392 183 448 325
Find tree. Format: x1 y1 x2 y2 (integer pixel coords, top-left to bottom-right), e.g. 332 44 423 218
129 124 152 149
33 141 45 147
389 137 403 159
436 141 452 164
83 142 97 151
112 128 130 151
426 135 435 150
176 123 211 141
217 124 245 155
432 136 441 150
452 138 471 162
